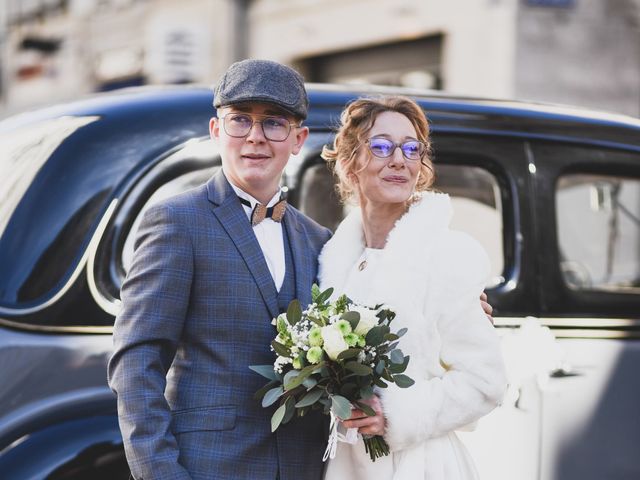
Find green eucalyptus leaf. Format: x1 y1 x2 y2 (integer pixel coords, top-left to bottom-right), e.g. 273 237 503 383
311 283 321 302
388 355 410 374
341 311 361 331
396 327 408 337
345 361 373 376
295 388 324 408
271 340 291 357
316 287 335 305
359 386 374 399
285 362 325 390
271 403 287 432
382 368 394 382
302 376 318 390
337 348 362 361
390 349 404 364
374 377 388 388
262 386 284 408
286 300 302 325
254 380 279 400
393 374 415 388
282 396 296 424
366 325 389 346
331 395 352 420
283 369 300 386
249 364 280 381
383 333 399 342
375 360 385 375
309 315 325 327
354 400 376 417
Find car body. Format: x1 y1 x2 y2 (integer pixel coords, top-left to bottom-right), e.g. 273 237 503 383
1 84 639 479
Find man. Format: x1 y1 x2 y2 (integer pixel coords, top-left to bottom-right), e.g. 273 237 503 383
108 59 331 480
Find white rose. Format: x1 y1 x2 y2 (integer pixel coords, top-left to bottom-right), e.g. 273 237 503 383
350 306 379 336
321 324 349 360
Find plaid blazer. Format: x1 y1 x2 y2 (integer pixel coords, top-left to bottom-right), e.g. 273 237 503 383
108 170 332 480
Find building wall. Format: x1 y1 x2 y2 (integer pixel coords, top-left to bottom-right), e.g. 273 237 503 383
516 0 640 116
0 0 235 117
248 0 518 98
1 0 639 118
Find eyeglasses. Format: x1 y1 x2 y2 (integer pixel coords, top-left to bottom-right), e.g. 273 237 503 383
365 137 426 161
221 113 299 142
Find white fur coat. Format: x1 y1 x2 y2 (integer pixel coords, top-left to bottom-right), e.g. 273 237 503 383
318 192 507 480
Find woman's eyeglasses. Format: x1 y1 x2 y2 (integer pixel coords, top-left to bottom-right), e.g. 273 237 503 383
221 113 299 142
366 137 426 161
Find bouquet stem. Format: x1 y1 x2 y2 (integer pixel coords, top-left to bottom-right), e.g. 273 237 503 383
363 435 390 461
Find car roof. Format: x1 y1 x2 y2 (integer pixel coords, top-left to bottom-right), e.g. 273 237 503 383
2 83 640 148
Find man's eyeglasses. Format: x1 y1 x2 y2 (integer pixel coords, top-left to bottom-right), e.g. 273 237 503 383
366 137 426 161
221 113 299 142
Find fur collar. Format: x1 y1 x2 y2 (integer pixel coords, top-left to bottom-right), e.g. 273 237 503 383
318 191 453 305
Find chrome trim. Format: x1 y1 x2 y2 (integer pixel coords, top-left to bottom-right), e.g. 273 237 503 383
495 316 640 339
495 317 640 328
0 317 113 334
86 200 122 317
0 199 118 317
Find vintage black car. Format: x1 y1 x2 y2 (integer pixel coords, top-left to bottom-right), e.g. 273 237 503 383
1 85 639 479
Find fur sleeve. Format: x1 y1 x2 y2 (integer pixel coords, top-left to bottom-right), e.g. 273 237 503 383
381 231 507 451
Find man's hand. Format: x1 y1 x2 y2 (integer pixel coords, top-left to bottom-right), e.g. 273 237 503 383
480 291 494 325
341 395 386 436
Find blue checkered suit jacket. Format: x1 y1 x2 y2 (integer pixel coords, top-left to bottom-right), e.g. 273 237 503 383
108 170 332 480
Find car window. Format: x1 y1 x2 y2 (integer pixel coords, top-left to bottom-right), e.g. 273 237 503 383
297 161 504 287
0 115 106 310
556 174 640 293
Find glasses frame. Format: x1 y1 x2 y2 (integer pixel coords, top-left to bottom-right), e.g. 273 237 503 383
220 112 300 142
365 137 427 162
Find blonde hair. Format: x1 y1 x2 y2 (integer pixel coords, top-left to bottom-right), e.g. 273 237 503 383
321 95 434 203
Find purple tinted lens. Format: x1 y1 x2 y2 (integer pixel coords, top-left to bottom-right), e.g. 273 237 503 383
401 141 423 159
368 138 394 157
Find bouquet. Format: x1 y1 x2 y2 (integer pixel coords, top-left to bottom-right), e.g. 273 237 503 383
250 285 414 462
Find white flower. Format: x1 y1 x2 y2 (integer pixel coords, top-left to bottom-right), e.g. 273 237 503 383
274 355 292 373
349 306 379 335
321 324 349 360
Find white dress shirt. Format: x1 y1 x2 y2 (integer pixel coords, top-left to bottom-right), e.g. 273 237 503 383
228 180 286 292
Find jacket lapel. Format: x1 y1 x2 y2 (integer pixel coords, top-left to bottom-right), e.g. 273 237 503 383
206 171 279 319
282 207 314 307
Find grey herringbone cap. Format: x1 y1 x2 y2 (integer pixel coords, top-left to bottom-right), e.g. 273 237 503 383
214 59 309 119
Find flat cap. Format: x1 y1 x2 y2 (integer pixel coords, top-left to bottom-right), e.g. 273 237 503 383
214 59 309 120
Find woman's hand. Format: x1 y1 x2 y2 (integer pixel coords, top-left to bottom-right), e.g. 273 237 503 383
341 395 386 436
480 291 494 325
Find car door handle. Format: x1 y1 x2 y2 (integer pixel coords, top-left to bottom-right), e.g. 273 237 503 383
549 367 582 378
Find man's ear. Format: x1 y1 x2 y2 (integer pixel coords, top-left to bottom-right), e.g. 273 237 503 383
210 117 220 141
291 126 309 155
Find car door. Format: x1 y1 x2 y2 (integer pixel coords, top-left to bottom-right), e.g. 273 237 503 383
529 141 640 480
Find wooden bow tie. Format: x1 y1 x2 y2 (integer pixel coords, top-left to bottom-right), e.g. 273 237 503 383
238 197 287 226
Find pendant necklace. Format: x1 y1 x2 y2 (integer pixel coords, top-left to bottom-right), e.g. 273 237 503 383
358 247 373 271
358 257 367 271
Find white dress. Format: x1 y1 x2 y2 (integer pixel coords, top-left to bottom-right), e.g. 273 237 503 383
318 192 507 480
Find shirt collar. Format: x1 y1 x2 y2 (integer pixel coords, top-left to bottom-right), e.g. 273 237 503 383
227 178 282 217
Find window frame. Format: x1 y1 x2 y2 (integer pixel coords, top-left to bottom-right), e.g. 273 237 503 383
529 140 640 318
92 138 221 314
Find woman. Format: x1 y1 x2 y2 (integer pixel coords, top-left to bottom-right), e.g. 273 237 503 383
318 96 507 479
